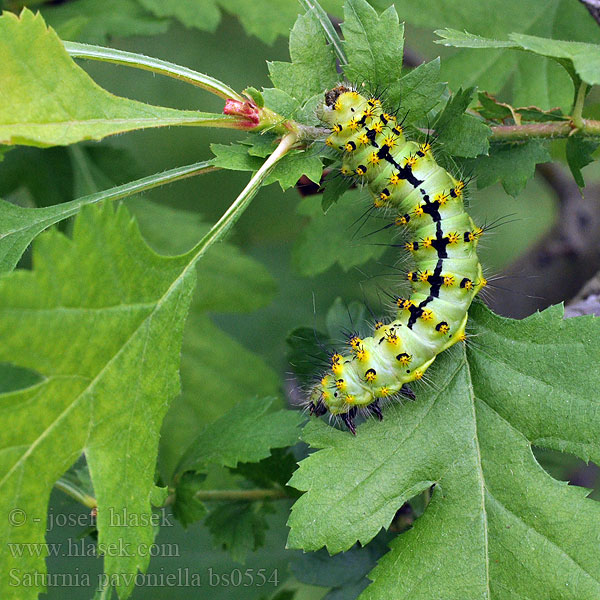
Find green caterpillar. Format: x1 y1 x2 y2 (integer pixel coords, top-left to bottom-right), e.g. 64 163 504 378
309 86 487 434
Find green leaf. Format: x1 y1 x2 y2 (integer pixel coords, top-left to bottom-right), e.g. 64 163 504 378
287 302 600 598
43 0 168 44
0 10 239 147
434 88 491 158
172 471 208 528
0 203 196 600
127 199 277 313
0 161 212 274
321 170 353 212
436 28 600 88
159 314 281 479
292 192 390 276
206 501 275 564
341 0 404 89
211 143 323 191
566 136 599 188
176 397 304 476
388 0 599 110
385 58 446 124
268 10 338 101
467 140 551 196
136 0 221 32
231 448 299 490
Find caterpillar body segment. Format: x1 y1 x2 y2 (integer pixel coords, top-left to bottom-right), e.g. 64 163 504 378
310 87 486 431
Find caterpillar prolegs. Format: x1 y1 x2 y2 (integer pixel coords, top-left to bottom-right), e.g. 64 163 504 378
309 86 487 434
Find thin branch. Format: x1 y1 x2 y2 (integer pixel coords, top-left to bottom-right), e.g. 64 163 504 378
490 119 600 141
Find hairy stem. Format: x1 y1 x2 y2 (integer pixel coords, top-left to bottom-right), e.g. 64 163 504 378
54 477 97 509
490 119 600 141
63 42 245 101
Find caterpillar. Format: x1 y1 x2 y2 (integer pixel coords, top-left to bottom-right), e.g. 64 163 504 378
308 86 487 434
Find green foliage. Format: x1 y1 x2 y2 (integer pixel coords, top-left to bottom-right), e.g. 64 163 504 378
0 204 196 600
1 0 600 598
292 193 391 276
436 29 600 87
175 397 304 477
268 10 338 102
0 10 235 147
288 303 600 597
467 140 551 196
434 87 491 158
341 0 404 89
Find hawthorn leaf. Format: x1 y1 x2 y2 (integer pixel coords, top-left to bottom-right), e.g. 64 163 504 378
127 199 277 313
565 137 599 188
0 10 239 147
436 28 600 88
268 10 338 101
467 140 551 196
292 192 390 276
211 143 323 190
288 302 600 598
389 0 599 109
205 501 275 564
0 161 212 274
341 0 404 89
434 88 491 158
159 314 280 479
0 203 198 600
385 58 446 124
176 397 304 476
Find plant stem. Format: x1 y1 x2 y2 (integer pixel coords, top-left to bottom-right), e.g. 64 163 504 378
63 42 245 101
54 477 97 509
572 81 588 130
490 119 600 141
185 132 298 267
194 489 290 502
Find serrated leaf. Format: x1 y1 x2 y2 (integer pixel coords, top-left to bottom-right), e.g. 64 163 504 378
172 471 208 528
268 10 338 101
436 28 600 88
160 314 281 479
211 143 323 191
566 136 599 188
389 0 600 110
176 397 304 476
434 88 491 158
127 199 277 313
293 192 390 276
43 0 168 44
287 302 600 598
385 58 446 124
0 161 211 274
136 0 221 32
341 0 404 89
0 203 197 600
231 448 299 490
321 169 353 212
0 10 237 147
467 140 551 196
206 501 274 564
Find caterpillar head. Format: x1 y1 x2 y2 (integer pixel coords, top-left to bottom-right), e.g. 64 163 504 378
320 85 360 125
